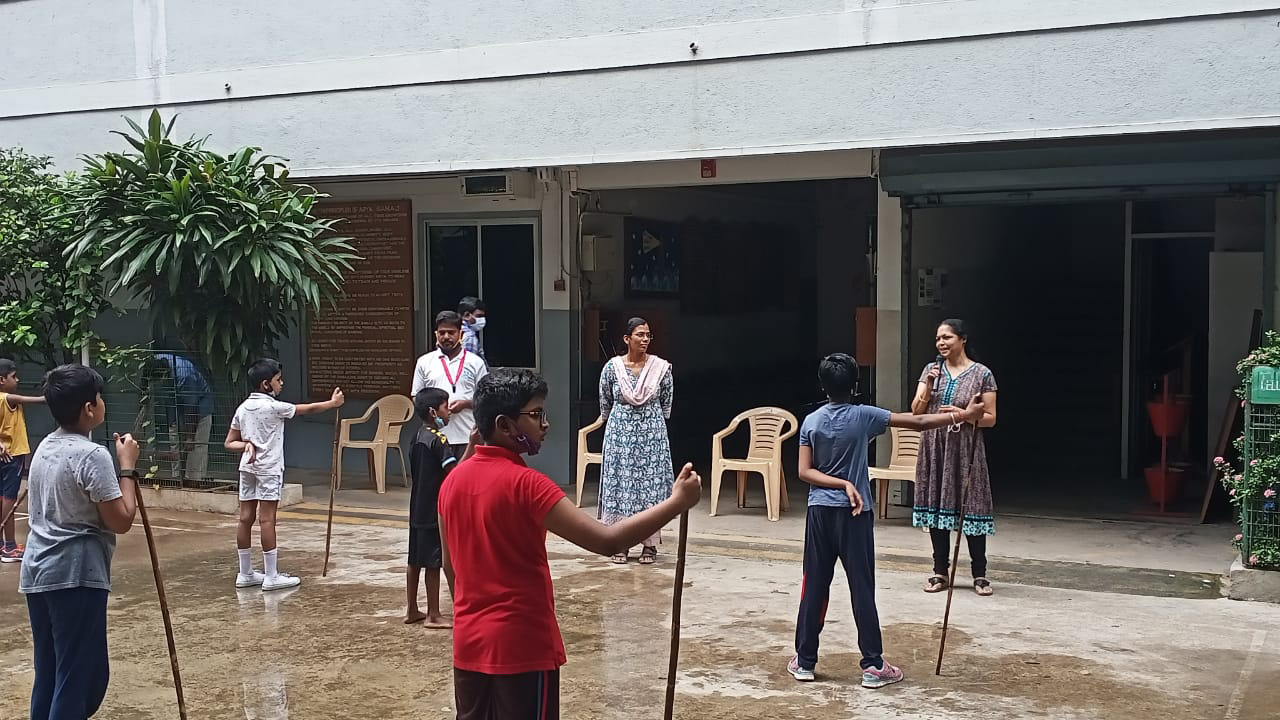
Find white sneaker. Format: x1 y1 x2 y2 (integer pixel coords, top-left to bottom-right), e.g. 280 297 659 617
261 573 301 592
236 571 266 588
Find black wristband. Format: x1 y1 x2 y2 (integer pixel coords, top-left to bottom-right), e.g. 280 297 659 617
119 469 139 479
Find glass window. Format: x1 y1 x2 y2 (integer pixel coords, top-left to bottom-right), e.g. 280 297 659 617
426 221 537 368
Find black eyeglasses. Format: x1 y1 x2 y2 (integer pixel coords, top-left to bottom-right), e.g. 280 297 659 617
516 410 549 424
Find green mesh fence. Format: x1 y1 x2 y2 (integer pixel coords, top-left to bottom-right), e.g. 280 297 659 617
99 350 245 492
1242 385 1280 564
1241 501 1280 562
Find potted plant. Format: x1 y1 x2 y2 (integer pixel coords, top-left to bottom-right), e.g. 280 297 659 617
1146 395 1189 439
1143 464 1185 506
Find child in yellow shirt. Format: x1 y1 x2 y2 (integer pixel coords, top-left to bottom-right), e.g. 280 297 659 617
0 359 47 563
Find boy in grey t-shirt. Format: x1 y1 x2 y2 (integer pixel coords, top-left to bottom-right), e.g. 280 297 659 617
19 364 140 719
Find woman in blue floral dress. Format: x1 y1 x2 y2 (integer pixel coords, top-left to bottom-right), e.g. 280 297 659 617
598 318 674 565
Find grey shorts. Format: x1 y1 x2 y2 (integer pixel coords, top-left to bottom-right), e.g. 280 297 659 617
239 472 283 502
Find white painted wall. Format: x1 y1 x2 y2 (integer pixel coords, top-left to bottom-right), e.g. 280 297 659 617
874 188 903 466
3 3 1280 173
1208 252 1263 459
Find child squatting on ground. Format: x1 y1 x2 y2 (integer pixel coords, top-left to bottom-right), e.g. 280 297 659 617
438 368 701 720
788 353 983 689
19 364 141 719
405 387 474 628
0 357 46 563
225 358 344 591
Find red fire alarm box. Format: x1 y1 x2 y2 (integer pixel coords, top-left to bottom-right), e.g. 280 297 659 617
700 159 717 179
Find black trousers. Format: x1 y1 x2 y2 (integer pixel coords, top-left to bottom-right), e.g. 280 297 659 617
929 528 988 578
27 588 110 720
454 667 559 720
794 506 884 671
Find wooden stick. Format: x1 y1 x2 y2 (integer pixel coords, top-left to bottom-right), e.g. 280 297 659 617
0 487 27 530
322 408 341 577
663 511 690 720
134 483 188 720
936 424 982 676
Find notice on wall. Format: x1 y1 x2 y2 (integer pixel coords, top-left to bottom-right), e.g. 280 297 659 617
307 200 414 400
916 267 948 308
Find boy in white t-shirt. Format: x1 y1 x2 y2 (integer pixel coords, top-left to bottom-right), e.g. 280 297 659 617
411 311 489 459
225 358 344 591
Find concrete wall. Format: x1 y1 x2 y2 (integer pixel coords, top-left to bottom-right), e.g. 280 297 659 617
4 3 1280 173
227 172 576 482
1207 195 1266 456
1208 252 1263 458
906 206 1011 378
874 189 904 465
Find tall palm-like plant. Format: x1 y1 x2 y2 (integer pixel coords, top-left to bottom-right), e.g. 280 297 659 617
64 110 358 381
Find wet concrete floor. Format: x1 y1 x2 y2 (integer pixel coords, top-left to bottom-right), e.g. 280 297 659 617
1 507 1278 719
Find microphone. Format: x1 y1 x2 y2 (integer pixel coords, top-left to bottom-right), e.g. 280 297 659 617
932 354 945 392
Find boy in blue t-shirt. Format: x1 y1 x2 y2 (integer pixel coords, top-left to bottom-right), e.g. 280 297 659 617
788 353 983 688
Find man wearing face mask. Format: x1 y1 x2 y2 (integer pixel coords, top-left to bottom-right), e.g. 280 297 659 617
458 296 487 363
412 311 489 459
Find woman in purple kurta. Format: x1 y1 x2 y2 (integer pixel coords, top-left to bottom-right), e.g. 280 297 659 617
911 319 999 596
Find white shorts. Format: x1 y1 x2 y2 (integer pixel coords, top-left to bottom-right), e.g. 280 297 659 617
239 472 283 502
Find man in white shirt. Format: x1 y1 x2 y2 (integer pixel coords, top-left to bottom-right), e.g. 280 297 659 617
412 311 489 458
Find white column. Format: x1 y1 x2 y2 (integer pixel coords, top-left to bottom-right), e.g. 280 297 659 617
875 186 904 466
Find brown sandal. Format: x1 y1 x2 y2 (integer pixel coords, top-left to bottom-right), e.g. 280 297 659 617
638 546 657 565
610 553 629 564
924 575 949 593
973 577 993 596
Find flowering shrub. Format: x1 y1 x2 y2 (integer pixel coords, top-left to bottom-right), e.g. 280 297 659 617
1215 449 1280 570
1235 331 1280 400
1217 334 1280 570
1214 452 1279 512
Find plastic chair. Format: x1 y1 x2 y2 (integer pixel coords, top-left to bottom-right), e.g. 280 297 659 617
870 427 921 519
575 416 605 507
336 394 415 494
710 407 798 522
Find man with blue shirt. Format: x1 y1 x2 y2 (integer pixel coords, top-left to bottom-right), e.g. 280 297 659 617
458 296 487 362
788 353 983 689
153 352 215 483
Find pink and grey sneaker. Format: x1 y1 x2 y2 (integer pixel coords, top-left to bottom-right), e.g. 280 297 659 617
861 660 904 688
786 655 815 682
0 546 23 564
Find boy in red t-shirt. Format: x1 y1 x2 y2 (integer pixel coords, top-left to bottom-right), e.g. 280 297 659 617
439 368 700 720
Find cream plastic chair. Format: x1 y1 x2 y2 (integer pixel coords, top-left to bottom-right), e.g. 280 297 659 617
336 394 415 494
710 407 798 522
575 416 605 507
871 427 921 519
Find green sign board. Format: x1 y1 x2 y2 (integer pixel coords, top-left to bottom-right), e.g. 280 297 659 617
1250 366 1280 405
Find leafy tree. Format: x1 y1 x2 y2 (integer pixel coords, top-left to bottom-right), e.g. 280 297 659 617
64 111 359 382
0 148 108 367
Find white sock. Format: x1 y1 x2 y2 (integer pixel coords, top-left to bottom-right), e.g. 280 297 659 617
238 549 253 576
263 549 279 578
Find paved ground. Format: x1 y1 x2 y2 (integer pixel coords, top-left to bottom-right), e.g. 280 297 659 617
1 493 1277 719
